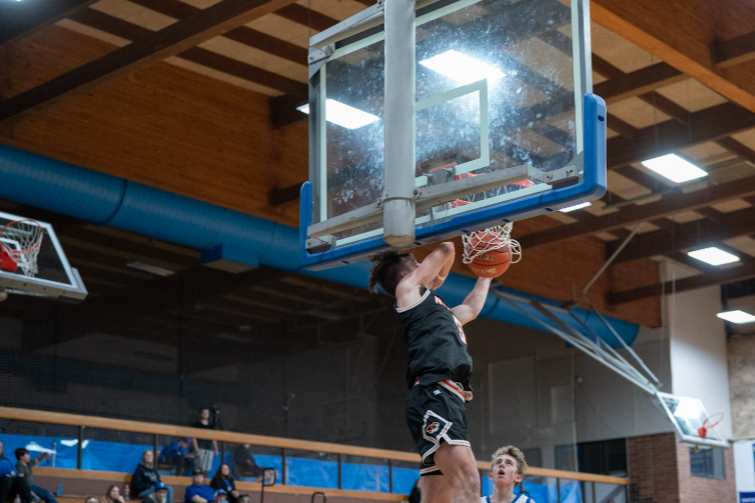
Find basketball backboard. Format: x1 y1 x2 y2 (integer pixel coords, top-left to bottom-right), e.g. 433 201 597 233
299 0 606 269
656 392 729 449
0 211 88 300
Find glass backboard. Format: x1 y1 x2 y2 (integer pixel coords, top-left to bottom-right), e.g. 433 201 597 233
656 392 729 449
301 0 606 269
0 211 88 299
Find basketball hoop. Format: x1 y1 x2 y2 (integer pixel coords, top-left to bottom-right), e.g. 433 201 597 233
697 412 724 439
461 223 522 265
0 219 44 277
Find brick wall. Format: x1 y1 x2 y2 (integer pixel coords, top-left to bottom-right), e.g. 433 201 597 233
627 432 737 503
676 439 736 502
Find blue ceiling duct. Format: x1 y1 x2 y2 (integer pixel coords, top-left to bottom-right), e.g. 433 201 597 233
0 144 639 346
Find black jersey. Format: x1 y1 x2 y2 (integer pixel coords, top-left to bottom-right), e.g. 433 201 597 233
396 289 473 390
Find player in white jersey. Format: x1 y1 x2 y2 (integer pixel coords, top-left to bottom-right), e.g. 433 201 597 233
480 446 534 503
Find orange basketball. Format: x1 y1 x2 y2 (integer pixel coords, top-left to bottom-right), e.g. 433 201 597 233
466 232 512 278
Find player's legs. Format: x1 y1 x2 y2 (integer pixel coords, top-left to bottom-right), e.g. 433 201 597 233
419 474 453 503
432 442 480 503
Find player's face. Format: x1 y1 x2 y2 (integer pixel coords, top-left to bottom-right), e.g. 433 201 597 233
490 454 523 487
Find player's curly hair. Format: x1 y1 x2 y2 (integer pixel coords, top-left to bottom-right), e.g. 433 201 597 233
368 250 415 297
491 445 528 475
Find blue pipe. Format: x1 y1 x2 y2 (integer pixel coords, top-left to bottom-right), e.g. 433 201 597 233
0 144 639 346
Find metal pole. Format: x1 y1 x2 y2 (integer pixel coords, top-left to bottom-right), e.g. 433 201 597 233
281 448 287 485
337 454 342 489
591 481 596 503
556 478 560 503
77 426 83 470
388 460 393 493
153 434 158 466
383 0 416 247
582 222 643 297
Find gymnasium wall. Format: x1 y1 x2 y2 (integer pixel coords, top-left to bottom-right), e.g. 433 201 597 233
660 264 733 439
1 296 674 471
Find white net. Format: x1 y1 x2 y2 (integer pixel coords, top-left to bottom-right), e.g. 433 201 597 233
0 220 44 277
461 223 522 265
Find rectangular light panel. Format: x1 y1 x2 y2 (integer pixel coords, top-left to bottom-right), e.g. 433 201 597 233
687 246 740 266
641 154 707 183
717 310 755 324
297 99 380 130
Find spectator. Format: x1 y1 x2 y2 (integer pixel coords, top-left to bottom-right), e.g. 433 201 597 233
85 497 98 503
408 479 421 503
141 483 169 503
133 451 173 503
15 449 55 503
184 470 213 503
0 441 34 503
192 409 218 474
231 445 263 482
237 496 250 503
101 486 125 503
210 465 238 503
158 439 196 476
212 491 226 503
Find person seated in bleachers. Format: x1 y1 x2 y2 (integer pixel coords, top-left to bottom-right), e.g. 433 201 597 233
184 471 213 503
15 449 56 503
133 451 173 503
0 441 34 503
101 485 125 503
209 465 238 503
85 496 98 503
212 491 226 503
141 483 169 503
231 445 263 482
158 439 196 477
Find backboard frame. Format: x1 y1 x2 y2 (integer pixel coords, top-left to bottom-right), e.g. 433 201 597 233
0 210 88 300
655 391 729 449
300 0 607 270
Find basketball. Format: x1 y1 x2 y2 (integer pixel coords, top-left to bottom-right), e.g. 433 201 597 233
465 231 512 278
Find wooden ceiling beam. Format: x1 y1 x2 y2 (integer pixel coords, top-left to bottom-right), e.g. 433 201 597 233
276 4 338 32
594 62 684 104
715 137 755 165
608 205 755 264
607 103 755 169
609 261 755 305
712 30 755 68
590 0 755 114
0 0 300 122
0 0 98 45
63 7 308 99
128 0 308 64
518 174 755 249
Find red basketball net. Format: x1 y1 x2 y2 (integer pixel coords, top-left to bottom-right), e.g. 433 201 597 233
461 223 522 265
0 219 44 277
697 412 724 439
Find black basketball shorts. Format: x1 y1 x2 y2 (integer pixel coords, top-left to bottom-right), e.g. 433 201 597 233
405 380 471 476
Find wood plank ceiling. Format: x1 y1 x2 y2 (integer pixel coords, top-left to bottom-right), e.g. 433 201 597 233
1 0 755 330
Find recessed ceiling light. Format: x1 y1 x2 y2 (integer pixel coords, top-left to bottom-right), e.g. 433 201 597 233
641 153 707 183
687 246 740 266
560 202 591 213
127 261 175 277
419 50 505 85
717 310 755 324
297 99 380 129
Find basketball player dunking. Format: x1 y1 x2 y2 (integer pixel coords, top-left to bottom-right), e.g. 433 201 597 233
369 242 492 503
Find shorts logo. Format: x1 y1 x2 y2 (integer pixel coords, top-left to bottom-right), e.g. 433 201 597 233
433 390 441 395
426 422 440 434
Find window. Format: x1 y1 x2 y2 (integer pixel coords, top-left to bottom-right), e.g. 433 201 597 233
690 447 725 480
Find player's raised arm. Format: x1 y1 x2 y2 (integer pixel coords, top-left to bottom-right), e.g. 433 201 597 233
451 276 492 325
397 242 455 297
